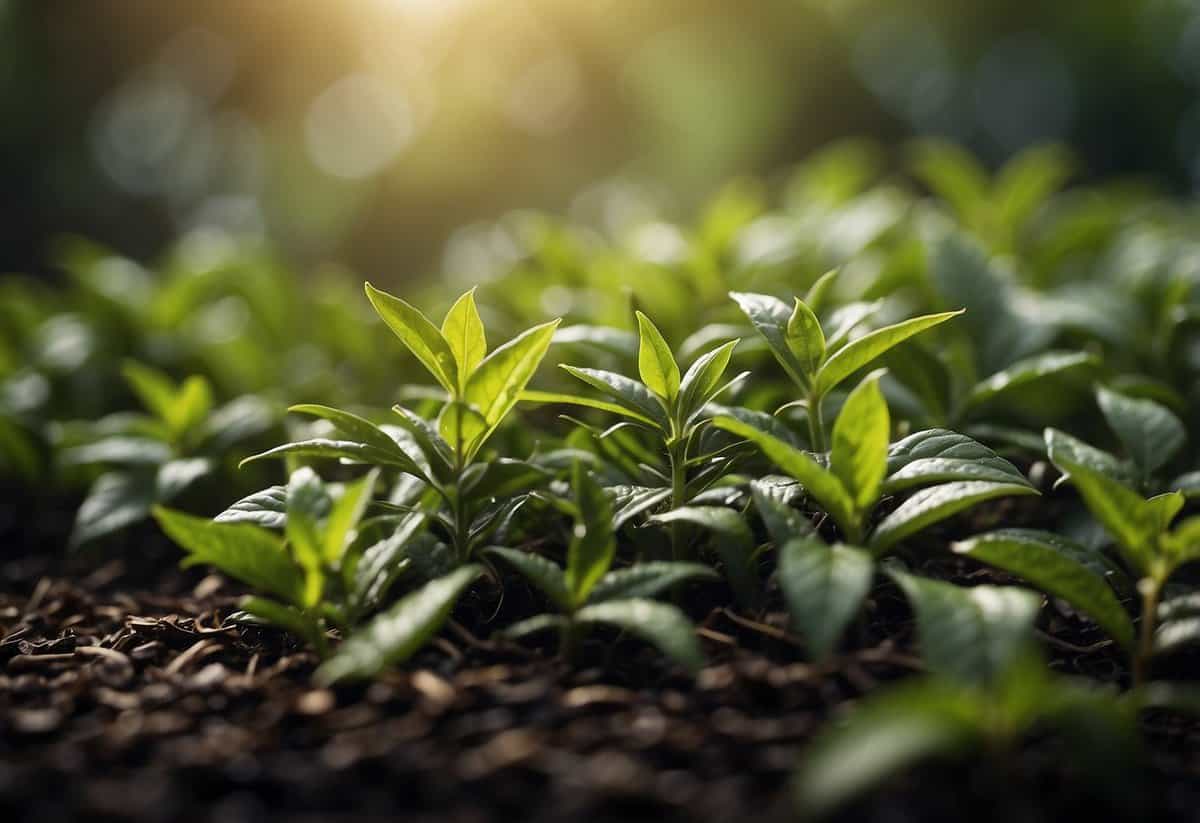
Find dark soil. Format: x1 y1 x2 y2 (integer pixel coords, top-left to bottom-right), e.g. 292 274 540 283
3 498 1200 823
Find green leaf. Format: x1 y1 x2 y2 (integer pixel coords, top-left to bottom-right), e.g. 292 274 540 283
486 546 570 611
519 389 660 428
324 469 377 564
815 310 962 397
216 485 288 529
954 529 1135 651
829 370 889 514
389 406 454 475
60 436 173 467
285 468 331 608
868 481 1038 555
315 564 483 684
779 538 874 659
677 339 738 420
463 319 561 451
168 376 214 441
750 477 813 545
650 506 758 610
70 471 156 548
729 291 811 387
1096 385 1186 476
565 463 616 607
1045 427 1138 488
365 282 458 394
635 311 680 402
803 268 838 314
712 415 856 539
786 297 825 377
884 429 1030 493
794 679 981 820
240 439 426 477
576 598 704 674
441 288 487 389
351 512 429 612
1053 457 1175 576
154 507 304 605
437 400 488 457
559 366 670 430
888 571 1041 685
156 457 213 500
589 562 718 603
964 351 1097 412
239 596 327 652
1155 591 1200 655
503 613 568 640
121 361 178 422
289 404 411 459
462 459 551 501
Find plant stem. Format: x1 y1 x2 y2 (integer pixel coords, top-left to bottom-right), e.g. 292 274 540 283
558 618 579 661
807 391 826 452
1133 575 1163 687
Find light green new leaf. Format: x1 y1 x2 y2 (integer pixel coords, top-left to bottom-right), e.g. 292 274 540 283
830 370 889 514
169 376 214 440
636 311 680 402
315 564 483 684
868 481 1038 555
954 529 1134 651
323 469 377 564
1096 386 1186 476
365 282 458 394
713 415 856 539
779 538 874 659
519 389 660 428
565 463 616 607
803 268 838 315
121 361 178 422
678 339 738 419
815 310 962 397
441 289 487 388
559 366 671 430
589 562 718 603
793 680 981 820
786 297 825 377
576 598 704 674
154 507 304 605
289 404 410 458
729 291 811 387
889 571 1040 685
650 506 758 610
486 546 570 611
463 319 560 445
286 468 331 607
437 400 488 457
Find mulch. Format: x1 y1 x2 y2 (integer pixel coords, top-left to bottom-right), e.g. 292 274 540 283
3 502 1200 822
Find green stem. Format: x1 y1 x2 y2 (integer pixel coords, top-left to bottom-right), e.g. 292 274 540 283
807 391 826 452
558 618 579 661
1133 575 1163 687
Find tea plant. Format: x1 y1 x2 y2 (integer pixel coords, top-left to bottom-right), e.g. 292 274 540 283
488 462 713 672
60 361 274 547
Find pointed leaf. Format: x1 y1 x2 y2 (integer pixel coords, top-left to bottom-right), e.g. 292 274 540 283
678 339 737 419
576 598 704 674
1045 427 1138 488
519 389 659 428
365 282 458 393
635 311 680 402
888 571 1040 685
815 310 962 396
885 429 1030 493
729 291 810 387
1096 386 1186 476
239 596 326 651
324 469 378 564
750 477 812 545
154 507 304 605
786 297 824 376
315 564 483 683
463 319 560 449
70 471 156 548
779 538 874 659
954 529 1134 651
216 485 288 529
965 351 1097 412
830 370 889 514
868 481 1038 555
650 506 758 609
240 439 426 477
565 463 616 606
559 366 670 430
589 562 718 603
486 546 570 611
441 289 487 387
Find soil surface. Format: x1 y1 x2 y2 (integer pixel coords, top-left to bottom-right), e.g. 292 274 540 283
3 498 1200 823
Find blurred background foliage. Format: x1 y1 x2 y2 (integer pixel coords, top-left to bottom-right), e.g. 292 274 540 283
6 0 1200 282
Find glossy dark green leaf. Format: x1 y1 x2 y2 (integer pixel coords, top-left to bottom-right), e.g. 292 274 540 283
70 471 156 548
651 506 758 609
964 351 1096 412
559 366 670 430
885 429 1030 493
1045 427 1138 488
486 546 570 611
589 562 718 603
750 477 812 545
1096 385 1186 476
216 485 288 529
729 291 811 387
